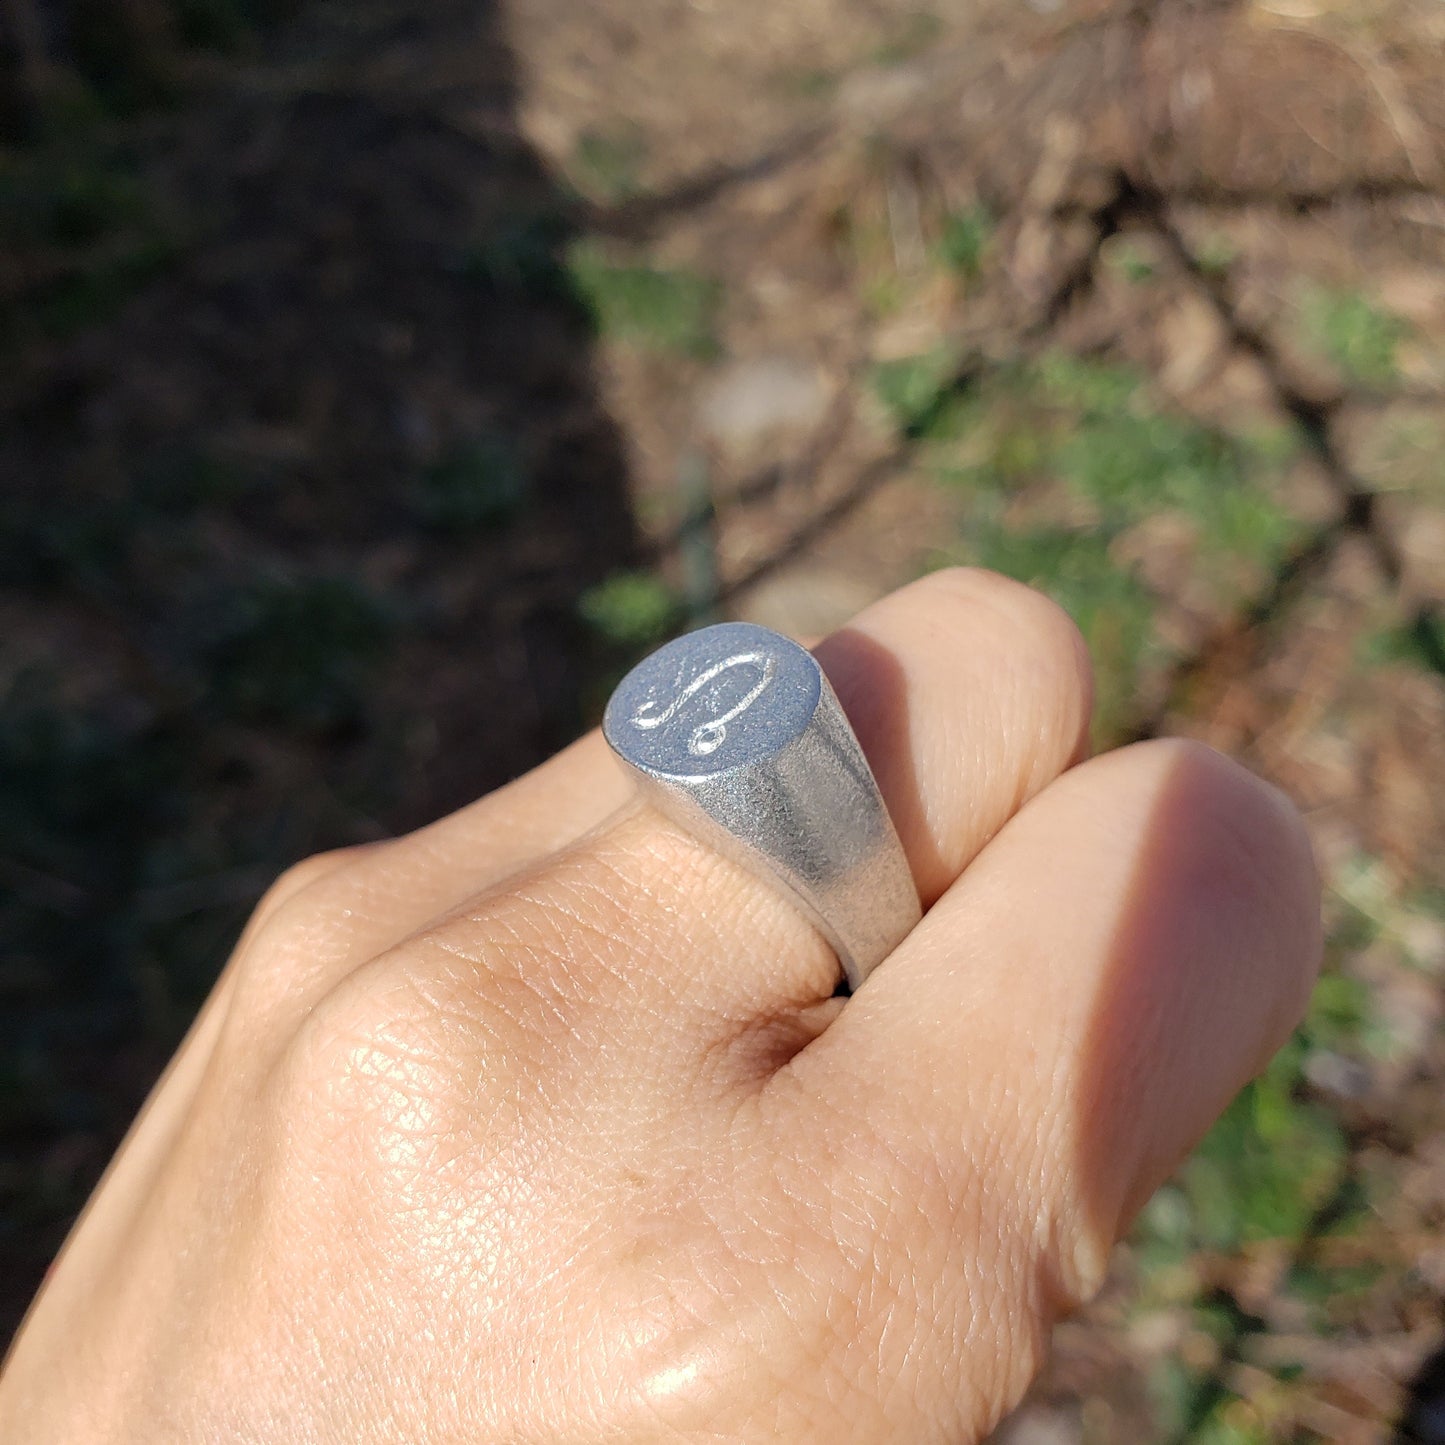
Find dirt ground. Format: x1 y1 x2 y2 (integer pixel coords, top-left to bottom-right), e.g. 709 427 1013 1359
3 0 1445 1438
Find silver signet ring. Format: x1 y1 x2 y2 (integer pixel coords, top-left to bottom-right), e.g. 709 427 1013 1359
602 621 922 992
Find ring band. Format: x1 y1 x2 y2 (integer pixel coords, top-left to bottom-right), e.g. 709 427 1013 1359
602 621 921 991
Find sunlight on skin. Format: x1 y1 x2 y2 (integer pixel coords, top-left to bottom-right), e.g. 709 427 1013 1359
0 571 1320 1444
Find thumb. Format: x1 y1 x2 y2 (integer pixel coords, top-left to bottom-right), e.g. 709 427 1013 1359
769 738 1322 1440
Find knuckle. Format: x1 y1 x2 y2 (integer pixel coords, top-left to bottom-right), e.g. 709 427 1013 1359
269 964 480 1187
249 845 373 934
228 844 387 1020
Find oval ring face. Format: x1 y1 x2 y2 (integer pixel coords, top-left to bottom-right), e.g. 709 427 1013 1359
603 622 822 779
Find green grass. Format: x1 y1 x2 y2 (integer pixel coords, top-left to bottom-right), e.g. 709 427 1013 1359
935 205 993 280
888 351 1302 740
1126 960 1384 1437
1124 946 1397 1438
870 349 962 438
1329 850 1445 977
206 574 396 730
2 0 295 134
1031 352 1138 414
774 67 838 99
173 0 255 52
461 211 572 298
1300 287 1409 387
414 437 529 531
1050 404 1293 572
1181 1053 1349 1250
1196 233 1240 279
869 11 943 64
1104 239 1158 285
570 125 648 203
29 163 147 247
564 242 720 358
578 570 680 648
1359 610 1445 678
1134 968 1371 1265
16 237 184 342
0 144 186 347
968 521 1158 741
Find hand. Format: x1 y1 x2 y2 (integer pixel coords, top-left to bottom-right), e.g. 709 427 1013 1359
0 570 1321 1443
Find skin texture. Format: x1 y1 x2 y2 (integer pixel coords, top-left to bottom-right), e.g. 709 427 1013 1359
0 569 1322 1443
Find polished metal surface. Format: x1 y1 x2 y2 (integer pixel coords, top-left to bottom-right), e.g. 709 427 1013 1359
603 621 921 991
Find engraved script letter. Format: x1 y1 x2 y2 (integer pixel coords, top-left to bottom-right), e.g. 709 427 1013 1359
631 651 777 757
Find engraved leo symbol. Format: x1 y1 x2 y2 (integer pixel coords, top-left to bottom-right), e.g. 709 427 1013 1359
631 651 777 757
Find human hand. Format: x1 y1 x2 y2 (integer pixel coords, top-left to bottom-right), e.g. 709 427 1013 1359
0 570 1321 1443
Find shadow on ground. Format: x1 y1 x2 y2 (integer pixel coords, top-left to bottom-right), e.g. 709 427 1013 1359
1399 1335 1445 1444
0 0 637 1342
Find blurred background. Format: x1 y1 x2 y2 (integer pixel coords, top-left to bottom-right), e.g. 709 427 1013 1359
2 0 1443 1438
